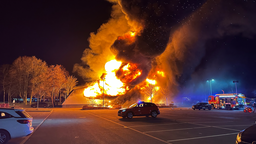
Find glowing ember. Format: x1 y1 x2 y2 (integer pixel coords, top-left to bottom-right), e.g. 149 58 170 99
146 78 157 85
157 71 165 77
117 31 136 43
130 31 135 37
120 63 142 83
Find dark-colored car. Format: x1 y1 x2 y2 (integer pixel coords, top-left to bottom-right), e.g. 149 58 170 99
236 123 256 144
192 102 211 110
118 101 160 119
31 102 49 108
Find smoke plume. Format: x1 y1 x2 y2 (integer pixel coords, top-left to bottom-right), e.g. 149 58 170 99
74 0 256 99
157 0 256 99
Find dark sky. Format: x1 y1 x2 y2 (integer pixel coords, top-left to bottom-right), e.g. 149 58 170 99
0 0 112 83
1 0 256 99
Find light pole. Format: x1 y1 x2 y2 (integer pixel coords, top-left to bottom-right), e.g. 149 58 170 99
233 81 239 95
207 79 215 95
102 78 105 107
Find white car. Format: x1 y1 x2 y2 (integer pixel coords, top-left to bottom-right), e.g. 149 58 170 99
0 108 34 144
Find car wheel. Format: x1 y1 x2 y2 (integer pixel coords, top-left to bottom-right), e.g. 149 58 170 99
151 111 158 118
193 108 195 110
127 112 133 119
198 108 201 110
203 109 205 110
0 130 10 144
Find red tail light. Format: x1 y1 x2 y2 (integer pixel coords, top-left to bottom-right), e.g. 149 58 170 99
17 120 31 124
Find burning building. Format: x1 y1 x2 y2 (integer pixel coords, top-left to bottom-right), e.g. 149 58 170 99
74 0 253 104
72 0 214 107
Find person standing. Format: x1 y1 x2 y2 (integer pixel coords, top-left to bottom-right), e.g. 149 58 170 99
12 99 15 106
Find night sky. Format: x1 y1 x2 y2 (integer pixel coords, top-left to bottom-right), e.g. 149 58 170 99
0 0 112 81
1 0 256 99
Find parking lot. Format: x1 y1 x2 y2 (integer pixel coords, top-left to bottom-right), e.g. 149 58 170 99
86 108 256 144
7 108 256 144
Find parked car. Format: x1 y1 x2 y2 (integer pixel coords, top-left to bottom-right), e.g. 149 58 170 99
236 123 256 144
0 108 34 144
192 102 212 110
118 101 160 119
31 102 49 108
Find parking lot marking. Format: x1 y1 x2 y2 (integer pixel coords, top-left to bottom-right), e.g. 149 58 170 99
20 110 53 144
88 112 170 144
144 126 211 133
167 132 238 142
217 124 252 127
184 121 233 124
129 123 181 128
210 126 241 131
185 122 241 131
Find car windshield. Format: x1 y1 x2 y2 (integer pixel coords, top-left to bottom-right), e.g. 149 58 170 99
129 103 138 108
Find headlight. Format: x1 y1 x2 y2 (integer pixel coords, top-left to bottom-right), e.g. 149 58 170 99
236 130 244 142
122 109 126 112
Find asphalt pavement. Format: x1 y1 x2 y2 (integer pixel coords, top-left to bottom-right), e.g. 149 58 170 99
7 107 256 144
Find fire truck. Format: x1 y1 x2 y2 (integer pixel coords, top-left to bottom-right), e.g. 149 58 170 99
208 93 246 109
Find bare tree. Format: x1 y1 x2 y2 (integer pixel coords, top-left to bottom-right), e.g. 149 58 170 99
142 84 160 103
48 65 68 107
63 76 78 101
11 56 35 105
29 57 48 105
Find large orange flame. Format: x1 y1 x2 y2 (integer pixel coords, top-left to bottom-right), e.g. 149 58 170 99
83 59 126 97
83 58 166 102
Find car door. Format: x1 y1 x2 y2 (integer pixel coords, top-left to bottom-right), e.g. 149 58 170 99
141 103 151 115
0 111 16 135
133 103 144 115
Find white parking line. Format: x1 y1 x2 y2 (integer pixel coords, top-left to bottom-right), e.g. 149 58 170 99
217 124 252 127
184 121 233 124
185 122 241 131
128 123 181 128
167 132 238 142
144 126 211 133
210 126 241 131
20 110 53 144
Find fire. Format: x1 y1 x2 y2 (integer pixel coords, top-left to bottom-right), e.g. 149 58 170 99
157 71 165 77
120 63 142 83
83 82 102 97
84 59 126 97
146 79 157 85
105 60 122 71
130 31 135 37
117 31 136 43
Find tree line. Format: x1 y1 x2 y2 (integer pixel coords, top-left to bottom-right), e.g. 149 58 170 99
0 56 77 107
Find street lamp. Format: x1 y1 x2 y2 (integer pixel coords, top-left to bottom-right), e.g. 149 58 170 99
102 78 105 107
233 80 239 95
207 79 215 95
